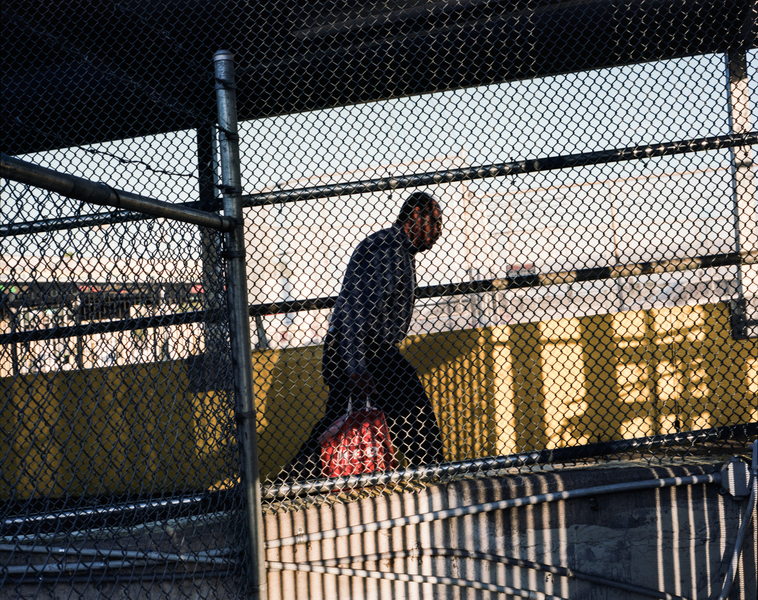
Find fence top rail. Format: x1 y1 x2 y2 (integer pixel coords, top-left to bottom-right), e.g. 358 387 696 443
0 153 234 232
1 250 753 346
6 132 755 236
248 250 758 317
241 132 758 208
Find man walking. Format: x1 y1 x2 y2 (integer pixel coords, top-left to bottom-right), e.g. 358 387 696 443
287 191 446 479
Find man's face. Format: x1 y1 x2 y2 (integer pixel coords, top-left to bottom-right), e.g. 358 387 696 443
406 201 443 252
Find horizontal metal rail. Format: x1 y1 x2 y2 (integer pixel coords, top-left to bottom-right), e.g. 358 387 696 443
303 548 689 600
0 544 231 561
0 545 232 573
268 560 570 600
268 473 723 550
2 490 233 533
0 309 222 345
4 132 754 236
3 250 753 345
1 210 163 237
2 424 751 534
4 511 233 545
0 203 225 237
249 250 756 318
0 153 233 232
242 132 758 207
3 567 235 586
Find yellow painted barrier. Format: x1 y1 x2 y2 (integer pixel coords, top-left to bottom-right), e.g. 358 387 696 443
1 360 235 499
2 302 756 498
255 302 758 473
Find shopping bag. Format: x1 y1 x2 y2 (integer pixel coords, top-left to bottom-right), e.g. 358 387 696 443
319 399 398 478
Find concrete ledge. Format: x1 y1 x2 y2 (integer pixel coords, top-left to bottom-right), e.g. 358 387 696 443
265 461 757 600
3 461 754 599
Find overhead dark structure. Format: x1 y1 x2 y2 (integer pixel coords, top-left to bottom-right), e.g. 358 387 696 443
2 0 755 156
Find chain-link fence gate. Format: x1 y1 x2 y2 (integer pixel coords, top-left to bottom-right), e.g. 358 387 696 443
1 27 263 598
0 93 257 600
2 1 758 599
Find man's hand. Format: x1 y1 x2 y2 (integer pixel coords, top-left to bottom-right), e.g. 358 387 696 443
349 371 377 397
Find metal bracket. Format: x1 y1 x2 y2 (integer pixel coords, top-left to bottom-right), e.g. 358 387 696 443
214 125 239 141
215 183 241 194
720 456 751 499
234 410 257 423
729 299 748 339
214 78 237 90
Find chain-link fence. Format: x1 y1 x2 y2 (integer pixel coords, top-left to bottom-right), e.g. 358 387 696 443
0 169 248 598
246 2 758 504
1 4 254 596
2 1 757 599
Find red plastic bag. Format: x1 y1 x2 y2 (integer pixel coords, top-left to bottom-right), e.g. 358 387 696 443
319 402 397 478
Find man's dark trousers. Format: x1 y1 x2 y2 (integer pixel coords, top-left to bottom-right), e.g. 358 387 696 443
291 346 444 478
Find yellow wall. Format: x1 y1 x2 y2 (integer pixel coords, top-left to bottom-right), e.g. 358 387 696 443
1 360 235 500
3 302 757 498
253 302 758 473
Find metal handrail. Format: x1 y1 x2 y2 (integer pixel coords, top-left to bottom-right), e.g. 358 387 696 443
0 153 233 232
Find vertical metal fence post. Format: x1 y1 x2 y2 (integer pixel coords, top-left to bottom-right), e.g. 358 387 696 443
213 49 268 600
197 122 227 385
726 49 758 339
10 308 19 375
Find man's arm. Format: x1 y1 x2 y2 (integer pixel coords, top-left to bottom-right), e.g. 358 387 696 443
336 234 392 392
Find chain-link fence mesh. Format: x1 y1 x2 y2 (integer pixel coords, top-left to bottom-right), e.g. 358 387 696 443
1 3 249 596
245 3 758 507
0 171 248 596
2 0 757 598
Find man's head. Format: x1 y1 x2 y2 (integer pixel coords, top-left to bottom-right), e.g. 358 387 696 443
396 191 443 252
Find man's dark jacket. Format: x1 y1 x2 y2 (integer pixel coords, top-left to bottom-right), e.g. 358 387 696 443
323 224 416 381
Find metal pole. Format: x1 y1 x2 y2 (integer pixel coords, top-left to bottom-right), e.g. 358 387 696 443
262 422 757 499
4 131 755 236
240 131 758 208
197 122 227 387
726 49 758 339
213 49 267 600
0 153 234 232
0 309 216 345
74 305 84 370
240 249 758 320
10 308 19 375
